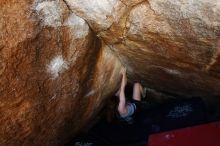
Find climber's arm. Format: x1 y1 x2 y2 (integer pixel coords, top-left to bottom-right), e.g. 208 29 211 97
118 68 128 116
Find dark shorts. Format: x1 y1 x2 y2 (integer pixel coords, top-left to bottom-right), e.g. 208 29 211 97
117 99 142 124
131 99 141 117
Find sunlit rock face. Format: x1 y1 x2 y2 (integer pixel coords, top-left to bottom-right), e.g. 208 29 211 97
66 0 220 97
1 0 220 146
0 0 121 145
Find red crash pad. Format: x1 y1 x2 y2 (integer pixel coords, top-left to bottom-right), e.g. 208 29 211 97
148 121 220 146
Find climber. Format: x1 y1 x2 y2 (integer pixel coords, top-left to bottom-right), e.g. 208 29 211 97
115 67 146 124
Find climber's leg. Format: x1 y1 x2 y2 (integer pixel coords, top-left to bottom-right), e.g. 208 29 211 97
132 82 143 101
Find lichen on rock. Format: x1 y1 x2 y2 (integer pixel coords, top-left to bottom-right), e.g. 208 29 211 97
33 0 64 27
47 55 69 79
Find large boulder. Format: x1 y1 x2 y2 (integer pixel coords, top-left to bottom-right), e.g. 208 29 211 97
0 0 121 145
1 0 220 146
66 0 220 97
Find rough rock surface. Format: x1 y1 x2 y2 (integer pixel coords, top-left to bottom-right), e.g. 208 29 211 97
1 0 220 146
66 0 220 97
0 0 121 145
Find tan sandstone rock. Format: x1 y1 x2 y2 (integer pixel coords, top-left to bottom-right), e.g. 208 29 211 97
66 0 220 97
1 0 220 146
0 0 121 145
